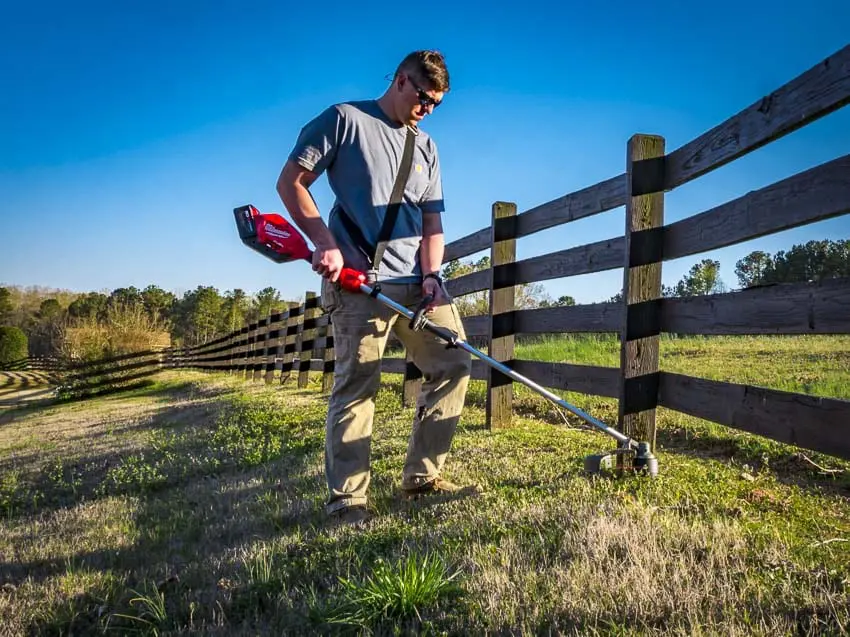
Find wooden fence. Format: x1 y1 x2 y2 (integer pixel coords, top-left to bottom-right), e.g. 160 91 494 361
155 44 850 461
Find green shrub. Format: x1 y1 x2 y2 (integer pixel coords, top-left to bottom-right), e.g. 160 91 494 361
0 326 28 366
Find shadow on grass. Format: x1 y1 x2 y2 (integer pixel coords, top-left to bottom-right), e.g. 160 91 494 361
456 375 850 497
655 424 850 496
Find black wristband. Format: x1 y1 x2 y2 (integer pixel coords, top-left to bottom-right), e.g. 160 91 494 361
423 272 443 286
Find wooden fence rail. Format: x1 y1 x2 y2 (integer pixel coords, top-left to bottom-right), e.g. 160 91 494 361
95 44 850 462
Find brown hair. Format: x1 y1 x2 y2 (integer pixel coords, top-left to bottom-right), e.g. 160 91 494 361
395 50 450 92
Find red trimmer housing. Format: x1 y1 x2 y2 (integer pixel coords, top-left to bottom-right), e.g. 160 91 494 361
234 204 312 264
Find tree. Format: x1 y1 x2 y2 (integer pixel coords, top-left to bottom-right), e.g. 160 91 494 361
172 286 223 346
68 292 108 321
0 287 12 324
441 257 492 317
141 285 175 326
768 239 850 284
220 289 250 333
0 326 28 365
440 256 550 316
37 299 63 321
27 299 65 357
735 250 772 288
538 295 576 308
673 259 726 297
107 286 143 311
252 287 285 321
735 239 850 288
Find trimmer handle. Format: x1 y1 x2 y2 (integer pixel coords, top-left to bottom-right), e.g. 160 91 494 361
410 294 435 331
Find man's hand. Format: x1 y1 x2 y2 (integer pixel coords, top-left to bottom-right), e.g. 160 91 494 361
313 247 345 282
421 275 444 312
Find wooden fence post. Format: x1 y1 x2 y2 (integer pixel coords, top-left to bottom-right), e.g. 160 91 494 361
280 302 302 384
266 309 286 384
618 133 666 451
253 315 269 381
298 292 320 388
487 201 517 430
402 354 422 407
244 320 258 380
235 324 248 374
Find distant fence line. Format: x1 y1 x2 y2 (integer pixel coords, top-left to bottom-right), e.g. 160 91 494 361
4 45 849 462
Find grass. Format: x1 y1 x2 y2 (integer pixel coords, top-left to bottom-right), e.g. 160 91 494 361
0 334 848 634
515 333 850 398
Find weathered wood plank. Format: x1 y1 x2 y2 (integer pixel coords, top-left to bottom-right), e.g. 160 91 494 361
662 277 850 335
495 237 626 288
380 358 406 375
513 302 622 334
461 315 490 337
665 44 850 189
661 155 850 262
444 228 490 263
381 355 489 381
514 174 628 238
441 175 627 264
658 372 850 460
444 269 490 297
619 134 666 450
446 237 625 295
511 360 620 398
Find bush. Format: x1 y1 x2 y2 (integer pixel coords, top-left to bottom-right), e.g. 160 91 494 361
0 326 28 366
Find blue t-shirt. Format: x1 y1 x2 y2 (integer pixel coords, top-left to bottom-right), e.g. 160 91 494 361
288 100 444 282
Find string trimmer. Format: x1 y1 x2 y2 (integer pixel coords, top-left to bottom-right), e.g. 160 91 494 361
233 204 658 477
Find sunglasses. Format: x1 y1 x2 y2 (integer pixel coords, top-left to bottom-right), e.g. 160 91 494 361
407 76 442 109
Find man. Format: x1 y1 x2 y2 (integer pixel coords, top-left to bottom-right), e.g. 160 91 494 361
276 50 473 525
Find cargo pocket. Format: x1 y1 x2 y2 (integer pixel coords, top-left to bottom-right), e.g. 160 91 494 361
320 278 341 315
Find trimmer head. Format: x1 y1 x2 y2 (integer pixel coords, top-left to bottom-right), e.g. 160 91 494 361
584 441 658 477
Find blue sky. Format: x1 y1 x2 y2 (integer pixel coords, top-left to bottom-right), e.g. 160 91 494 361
1 0 848 304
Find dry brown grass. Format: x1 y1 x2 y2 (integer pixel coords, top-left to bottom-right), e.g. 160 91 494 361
463 499 847 635
60 304 171 362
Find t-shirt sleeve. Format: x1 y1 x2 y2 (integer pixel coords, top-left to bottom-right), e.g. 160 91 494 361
419 139 445 214
288 105 342 175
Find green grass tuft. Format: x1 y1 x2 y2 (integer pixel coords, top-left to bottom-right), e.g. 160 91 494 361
318 552 464 630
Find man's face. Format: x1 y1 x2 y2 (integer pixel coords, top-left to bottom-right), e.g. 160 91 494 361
398 73 444 126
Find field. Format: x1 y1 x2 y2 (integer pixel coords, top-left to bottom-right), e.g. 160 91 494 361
1 335 849 635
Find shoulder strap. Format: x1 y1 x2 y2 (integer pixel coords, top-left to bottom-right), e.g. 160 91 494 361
336 206 377 264
334 126 417 272
371 126 417 271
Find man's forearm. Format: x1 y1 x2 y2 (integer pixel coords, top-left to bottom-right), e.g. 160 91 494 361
420 231 445 276
277 176 338 251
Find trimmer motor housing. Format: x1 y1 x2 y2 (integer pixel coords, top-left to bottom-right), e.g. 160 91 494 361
234 204 312 264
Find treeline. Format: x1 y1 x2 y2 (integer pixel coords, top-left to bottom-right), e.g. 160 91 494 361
0 284 298 359
608 238 850 302
734 239 850 289
1 238 846 361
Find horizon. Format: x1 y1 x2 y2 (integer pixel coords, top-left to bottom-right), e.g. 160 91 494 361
2 1 849 303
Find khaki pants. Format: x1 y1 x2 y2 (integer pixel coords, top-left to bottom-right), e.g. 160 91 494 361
320 279 472 514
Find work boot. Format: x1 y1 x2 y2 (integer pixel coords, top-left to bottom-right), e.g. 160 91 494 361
401 477 483 500
328 505 373 528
